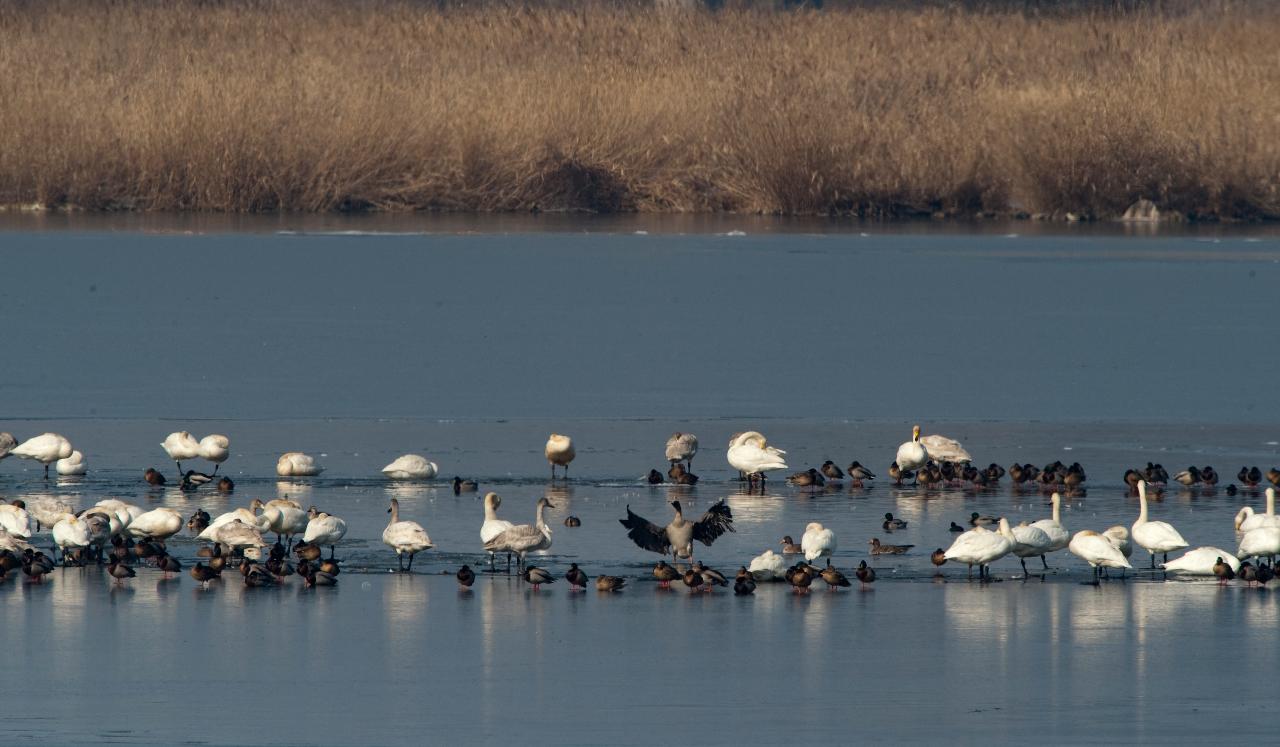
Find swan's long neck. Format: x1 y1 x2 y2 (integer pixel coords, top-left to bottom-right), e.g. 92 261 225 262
484 502 499 521
388 501 399 526
1268 489 1276 517
1137 484 1149 524
1052 494 1061 524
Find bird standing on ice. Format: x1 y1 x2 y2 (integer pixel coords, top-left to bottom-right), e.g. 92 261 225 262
665 432 698 470
895 426 928 472
198 434 231 474
726 431 788 485
12 433 73 478
545 434 575 479
161 431 201 479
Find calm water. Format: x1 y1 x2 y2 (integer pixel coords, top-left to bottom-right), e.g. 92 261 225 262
1 216 1279 745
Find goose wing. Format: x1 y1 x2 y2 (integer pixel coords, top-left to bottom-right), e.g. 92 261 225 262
619 506 671 554
692 499 734 546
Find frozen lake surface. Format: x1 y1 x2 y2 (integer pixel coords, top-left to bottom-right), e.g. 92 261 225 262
1 216 1279 744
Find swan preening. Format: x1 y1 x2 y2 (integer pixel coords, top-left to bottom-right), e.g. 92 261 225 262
1235 488 1280 532
545 434 575 478
161 431 230 479
1069 530 1132 581
12 433 73 477
726 432 788 484
382 454 438 480
665 432 698 468
277 452 323 477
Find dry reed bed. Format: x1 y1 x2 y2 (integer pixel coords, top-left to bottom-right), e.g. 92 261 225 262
0 1 1277 218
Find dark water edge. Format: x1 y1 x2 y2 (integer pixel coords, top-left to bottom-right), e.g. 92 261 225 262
3 209 1280 238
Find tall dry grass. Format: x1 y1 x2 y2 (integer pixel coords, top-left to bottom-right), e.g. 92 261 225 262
0 0 1277 218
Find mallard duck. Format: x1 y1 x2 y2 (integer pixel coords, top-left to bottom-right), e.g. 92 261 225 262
819 561 851 591
456 564 476 589
189 562 219 588
855 560 876 586
931 549 947 568
882 513 907 531
453 476 479 495
646 469 664 485
1213 556 1236 583
787 564 813 594
565 563 589 590
144 468 167 486
888 462 913 485
692 561 727 588
563 515 581 528
969 512 999 527
681 569 705 593
653 560 680 588
820 461 844 481
595 575 626 592
733 567 755 595
786 468 824 487
521 566 555 590
868 538 913 555
846 461 875 484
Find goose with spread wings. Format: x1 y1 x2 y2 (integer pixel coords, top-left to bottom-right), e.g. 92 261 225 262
619 499 734 562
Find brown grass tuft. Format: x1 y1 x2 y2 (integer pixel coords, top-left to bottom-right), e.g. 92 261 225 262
0 1 1277 218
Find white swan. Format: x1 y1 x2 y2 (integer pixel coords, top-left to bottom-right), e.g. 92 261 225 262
200 504 271 539
12 433 73 477
895 426 928 471
0 432 16 460
800 522 836 562
382 498 433 571
205 519 268 551
161 431 201 474
665 432 699 467
1132 480 1189 567
1102 526 1132 559
480 492 515 570
253 499 307 545
1163 547 1241 575
727 431 788 481
1069 530 1133 580
198 434 231 472
0 500 35 538
1011 522 1053 574
747 549 788 581
1030 492 1070 561
483 497 553 571
95 498 143 526
277 452 324 477
127 508 184 540
1237 527 1280 566
920 433 971 463
1235 488 1280 532
944 518 1015 579
545 434 575 478
303 507 348 557
0 528 33 555
51 514 92 556
56 450 87 475
381 454 438 480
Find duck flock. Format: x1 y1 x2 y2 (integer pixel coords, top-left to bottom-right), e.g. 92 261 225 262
2 427 1280 594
